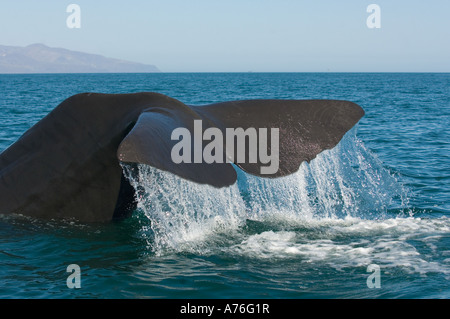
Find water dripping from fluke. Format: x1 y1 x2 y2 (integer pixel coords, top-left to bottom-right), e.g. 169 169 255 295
121 131 409 255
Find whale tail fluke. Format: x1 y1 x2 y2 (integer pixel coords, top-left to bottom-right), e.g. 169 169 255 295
118 99 365 187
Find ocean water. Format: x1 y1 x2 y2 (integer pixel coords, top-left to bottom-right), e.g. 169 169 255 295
0 73 449 299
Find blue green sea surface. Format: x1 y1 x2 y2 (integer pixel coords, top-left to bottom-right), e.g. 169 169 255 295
0 73 449 298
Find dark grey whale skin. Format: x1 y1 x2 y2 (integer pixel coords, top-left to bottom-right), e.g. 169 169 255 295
0 92 364 222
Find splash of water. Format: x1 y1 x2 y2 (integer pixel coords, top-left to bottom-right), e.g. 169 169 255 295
122 130 409 254
122 162 247 254
237 131 408 222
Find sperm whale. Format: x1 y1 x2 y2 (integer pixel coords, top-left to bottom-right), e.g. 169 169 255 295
0 92 364 222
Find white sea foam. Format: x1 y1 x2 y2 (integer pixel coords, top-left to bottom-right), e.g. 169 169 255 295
122 133 449 275
229 216 450 275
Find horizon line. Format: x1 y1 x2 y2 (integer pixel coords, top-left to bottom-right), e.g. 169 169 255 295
1 71 449 75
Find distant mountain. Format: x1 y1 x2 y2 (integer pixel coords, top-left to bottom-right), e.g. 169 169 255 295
0 43 160 73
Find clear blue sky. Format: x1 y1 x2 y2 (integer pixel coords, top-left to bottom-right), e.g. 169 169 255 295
0 0 449 72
